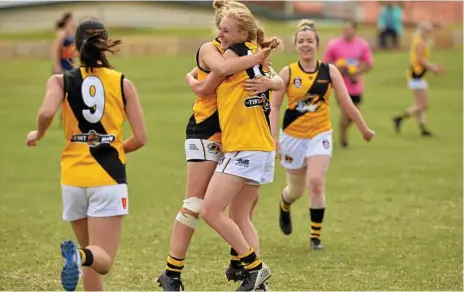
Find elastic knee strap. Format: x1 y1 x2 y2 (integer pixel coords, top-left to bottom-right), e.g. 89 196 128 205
285 173 306 201
175 197 203 229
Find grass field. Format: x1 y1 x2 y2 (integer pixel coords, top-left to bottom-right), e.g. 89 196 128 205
0 47 462 291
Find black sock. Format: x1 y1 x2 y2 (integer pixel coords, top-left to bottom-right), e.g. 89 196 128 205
310 208 325 240
230 248 242 269
239 248 262 271
78 248 94 267
166 255 184 278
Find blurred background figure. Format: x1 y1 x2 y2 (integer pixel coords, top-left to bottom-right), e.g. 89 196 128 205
51 11 77 74
393 21 445 137
377 2 403 50
323 20 373 148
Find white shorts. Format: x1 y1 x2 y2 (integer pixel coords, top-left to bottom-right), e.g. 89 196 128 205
408 79 428 90
62 184 129 222
185 139 223 162
279 130 333 170
215 150 275 185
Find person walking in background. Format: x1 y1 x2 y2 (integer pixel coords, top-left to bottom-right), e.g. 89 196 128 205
393 21 445 137
323 20 373 148
51 12 77 74
377 2 403 50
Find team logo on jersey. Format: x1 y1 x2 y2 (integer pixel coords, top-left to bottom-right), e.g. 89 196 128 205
322 139 330 149
295 94 324 113
70 130 116 147
207 143 221 155
244 94 270 112
293 77 302 88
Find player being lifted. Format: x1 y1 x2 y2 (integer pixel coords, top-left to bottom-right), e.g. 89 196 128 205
187 5 283 290
157 0 277 291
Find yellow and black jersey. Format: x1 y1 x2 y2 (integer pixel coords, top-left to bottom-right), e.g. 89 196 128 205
283 61 333 139
216 41 274 153
61 67 127 187
186 38 224 143
409 35 430 80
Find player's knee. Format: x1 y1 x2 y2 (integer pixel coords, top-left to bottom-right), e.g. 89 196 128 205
420 102 429 111
200 199 218 223
175 197 202 229
288 183 306 199
286 173 306 200
308 176 325 196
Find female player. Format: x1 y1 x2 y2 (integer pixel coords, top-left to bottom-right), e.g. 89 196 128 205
187 6 283 291
323 20 373 148
393 21 445 136
268 20 374 250
25 19 147 291
156 1 275 291
51 12 77 74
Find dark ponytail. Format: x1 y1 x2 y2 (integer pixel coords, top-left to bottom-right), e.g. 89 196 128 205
56 12 72 29
75 19 122 73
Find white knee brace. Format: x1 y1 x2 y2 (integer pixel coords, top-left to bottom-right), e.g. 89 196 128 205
175 197 203 229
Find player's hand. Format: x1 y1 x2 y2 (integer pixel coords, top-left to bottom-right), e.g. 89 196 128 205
274 138 282 160
433 65 446 75
244 75 272 95
362 129 375 142
26 130 40 147
256 47 273 63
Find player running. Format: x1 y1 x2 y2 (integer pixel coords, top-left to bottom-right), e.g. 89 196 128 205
26 19 147 291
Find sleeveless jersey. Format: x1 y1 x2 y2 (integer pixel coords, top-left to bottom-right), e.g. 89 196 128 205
61 67 127 187
216 42 274 153
408 35 430 80
60 35 76 71
185 38 224 143
283 61 333 139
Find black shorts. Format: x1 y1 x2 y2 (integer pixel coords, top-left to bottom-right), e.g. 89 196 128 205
350 95 362 105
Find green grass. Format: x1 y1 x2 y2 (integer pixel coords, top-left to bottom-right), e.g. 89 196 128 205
0 48 462 290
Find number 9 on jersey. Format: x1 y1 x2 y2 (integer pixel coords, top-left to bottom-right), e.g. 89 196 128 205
81 76 105 124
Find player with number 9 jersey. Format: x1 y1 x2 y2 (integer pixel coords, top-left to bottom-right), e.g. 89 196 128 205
62 67 127 187
25 19 147 292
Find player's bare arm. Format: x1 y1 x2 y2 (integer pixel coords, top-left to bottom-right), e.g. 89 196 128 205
329 64 374 142
269 66 289 141
26 74 64 146
122 78 147 153
202 42 270 76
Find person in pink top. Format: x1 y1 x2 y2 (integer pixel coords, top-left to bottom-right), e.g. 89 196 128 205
323 20 374 148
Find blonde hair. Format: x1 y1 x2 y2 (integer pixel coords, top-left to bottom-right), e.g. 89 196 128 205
416 20 433 36
212 0 249 28
293 19 319 45
221 6 281 49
